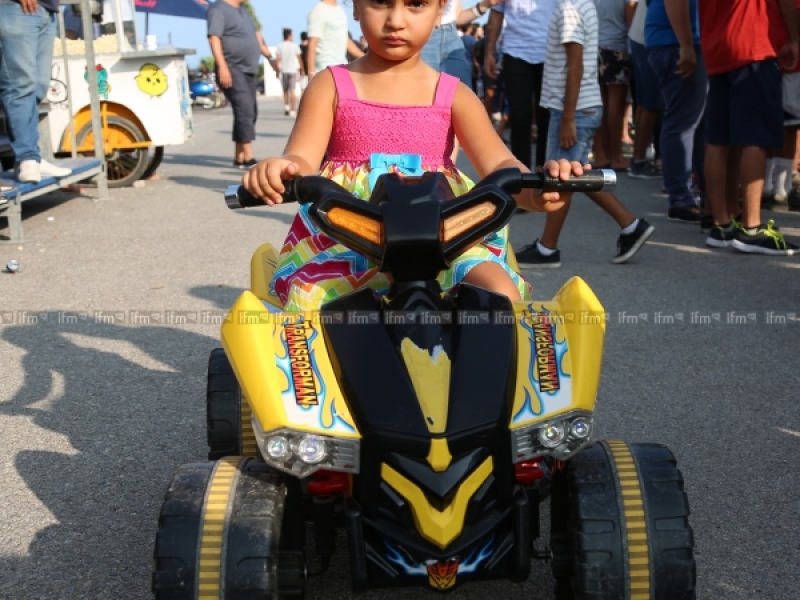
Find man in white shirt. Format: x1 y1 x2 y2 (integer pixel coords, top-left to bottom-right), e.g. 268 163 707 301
276 28 304 117
484 0 557 169
306 0 363 78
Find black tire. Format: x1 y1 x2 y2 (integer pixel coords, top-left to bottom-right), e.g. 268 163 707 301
207 348 259 460
76 115 149 187
153 457 287 599
551 440 695 600
141 146 164 180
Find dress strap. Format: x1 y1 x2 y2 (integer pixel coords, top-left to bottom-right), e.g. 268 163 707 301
433 73 459 108
328 65 358 100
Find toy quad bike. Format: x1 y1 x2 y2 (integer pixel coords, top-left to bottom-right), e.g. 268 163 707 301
152 168 695 599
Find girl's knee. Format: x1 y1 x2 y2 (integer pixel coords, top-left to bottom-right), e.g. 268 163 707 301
463 262 521 302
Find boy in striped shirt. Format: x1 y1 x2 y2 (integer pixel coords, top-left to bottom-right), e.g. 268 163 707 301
515 0 654 267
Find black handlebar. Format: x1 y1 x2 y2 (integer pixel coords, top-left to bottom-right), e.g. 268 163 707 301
224 168 616 210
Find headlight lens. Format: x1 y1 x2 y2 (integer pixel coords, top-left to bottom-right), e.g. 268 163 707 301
252 418 359 478
511 411 594 461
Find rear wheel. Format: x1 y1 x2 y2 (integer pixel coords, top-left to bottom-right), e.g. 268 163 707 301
76 116 149 187
207 348 258 460
152 457 292 599
551 440 696 600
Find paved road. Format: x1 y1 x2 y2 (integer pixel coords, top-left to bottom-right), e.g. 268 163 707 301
1 98 798 600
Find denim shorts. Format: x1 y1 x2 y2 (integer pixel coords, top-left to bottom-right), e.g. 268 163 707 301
706 60 783 148
546 106 603 164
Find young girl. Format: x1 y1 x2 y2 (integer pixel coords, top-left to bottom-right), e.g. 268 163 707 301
243 0 577 311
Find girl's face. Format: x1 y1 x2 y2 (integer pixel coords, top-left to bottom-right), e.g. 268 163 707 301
353 0 444 61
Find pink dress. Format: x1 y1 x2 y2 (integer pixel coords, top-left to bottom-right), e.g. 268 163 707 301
272 65 530 311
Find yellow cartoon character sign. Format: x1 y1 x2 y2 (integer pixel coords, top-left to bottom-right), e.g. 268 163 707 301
135 63 168 97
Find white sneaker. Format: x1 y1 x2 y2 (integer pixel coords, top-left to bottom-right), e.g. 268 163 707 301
15 160 40 184
289 110 297 118
39 159 72 178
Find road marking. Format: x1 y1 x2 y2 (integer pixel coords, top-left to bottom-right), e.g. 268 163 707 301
777 427 800 438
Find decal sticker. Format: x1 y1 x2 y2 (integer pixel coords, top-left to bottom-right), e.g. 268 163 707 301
530 313 560 392
284 321 318 406
513 305 573 423
273 315 357 434
85 64 111 99
47 64 68 104
135 63 168 97
385 538 494 590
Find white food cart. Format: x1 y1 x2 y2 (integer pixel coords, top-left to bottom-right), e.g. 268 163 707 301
51 0 194 187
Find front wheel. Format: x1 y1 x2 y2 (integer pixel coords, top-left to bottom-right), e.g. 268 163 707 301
152 458 287 599
76 116 149 187
551 440 696 600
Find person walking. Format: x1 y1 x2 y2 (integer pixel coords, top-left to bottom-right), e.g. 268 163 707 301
0 0 71 183
276 28 304 118
306 0 364 79
515 0 654 267
207 0 277 169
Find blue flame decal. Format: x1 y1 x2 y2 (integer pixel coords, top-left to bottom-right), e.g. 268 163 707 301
384 537 494 577
456 537 494 574
385 542 427 575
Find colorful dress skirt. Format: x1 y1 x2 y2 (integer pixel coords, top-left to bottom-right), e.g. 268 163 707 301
271 160 532 311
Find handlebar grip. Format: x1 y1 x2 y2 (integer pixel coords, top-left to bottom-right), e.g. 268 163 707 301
541 169 616 193
223 179 305 210
224 184 264 209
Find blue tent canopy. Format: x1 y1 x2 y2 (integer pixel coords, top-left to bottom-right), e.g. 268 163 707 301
134 0 212 20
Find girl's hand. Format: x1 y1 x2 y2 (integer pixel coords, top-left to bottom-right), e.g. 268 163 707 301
242 158 301 206
527 159 586 211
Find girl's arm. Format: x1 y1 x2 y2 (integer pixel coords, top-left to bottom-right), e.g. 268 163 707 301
243 70 337 204
451 84 573 212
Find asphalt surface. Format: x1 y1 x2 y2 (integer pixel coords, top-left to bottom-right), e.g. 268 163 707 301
1 98 799 600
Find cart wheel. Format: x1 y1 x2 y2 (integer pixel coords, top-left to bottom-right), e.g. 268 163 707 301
141 146 164 181
551 440 696 600
152 457 288 599
76 116 149 187
207 348 259 460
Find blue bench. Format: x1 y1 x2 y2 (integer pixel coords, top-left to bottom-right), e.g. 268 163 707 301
0 158 103 243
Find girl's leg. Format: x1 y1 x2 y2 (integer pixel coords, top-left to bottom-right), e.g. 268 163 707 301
463 262 521 301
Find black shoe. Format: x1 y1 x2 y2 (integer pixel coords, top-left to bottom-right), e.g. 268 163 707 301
516 240 561 268
700 213 713 232
705 223 738 248
730 220 797 256
612 219 654 264
667 205 701 223
627 161 662 180
234 158 258 169
788 188 800 212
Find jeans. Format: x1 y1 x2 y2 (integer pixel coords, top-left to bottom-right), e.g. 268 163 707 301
647 45 707 209
502 54 550 169
546 107 603 164
0 1 57 163
420 23 472 87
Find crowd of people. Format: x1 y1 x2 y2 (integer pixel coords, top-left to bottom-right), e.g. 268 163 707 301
462 0 799 258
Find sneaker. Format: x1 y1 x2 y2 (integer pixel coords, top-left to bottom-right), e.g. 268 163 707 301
289 110 297 118
761 191 776 208
667 205 701 223
233 158 258 169
627 161 661 180
730 220 798 256
15 160 40 183
612 218 654 264
788 187 800 212
515 240 561 268
705 223 738 248
39 159 72 178
700 213 713 232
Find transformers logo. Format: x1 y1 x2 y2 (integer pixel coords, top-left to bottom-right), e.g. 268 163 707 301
426 558 459 590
